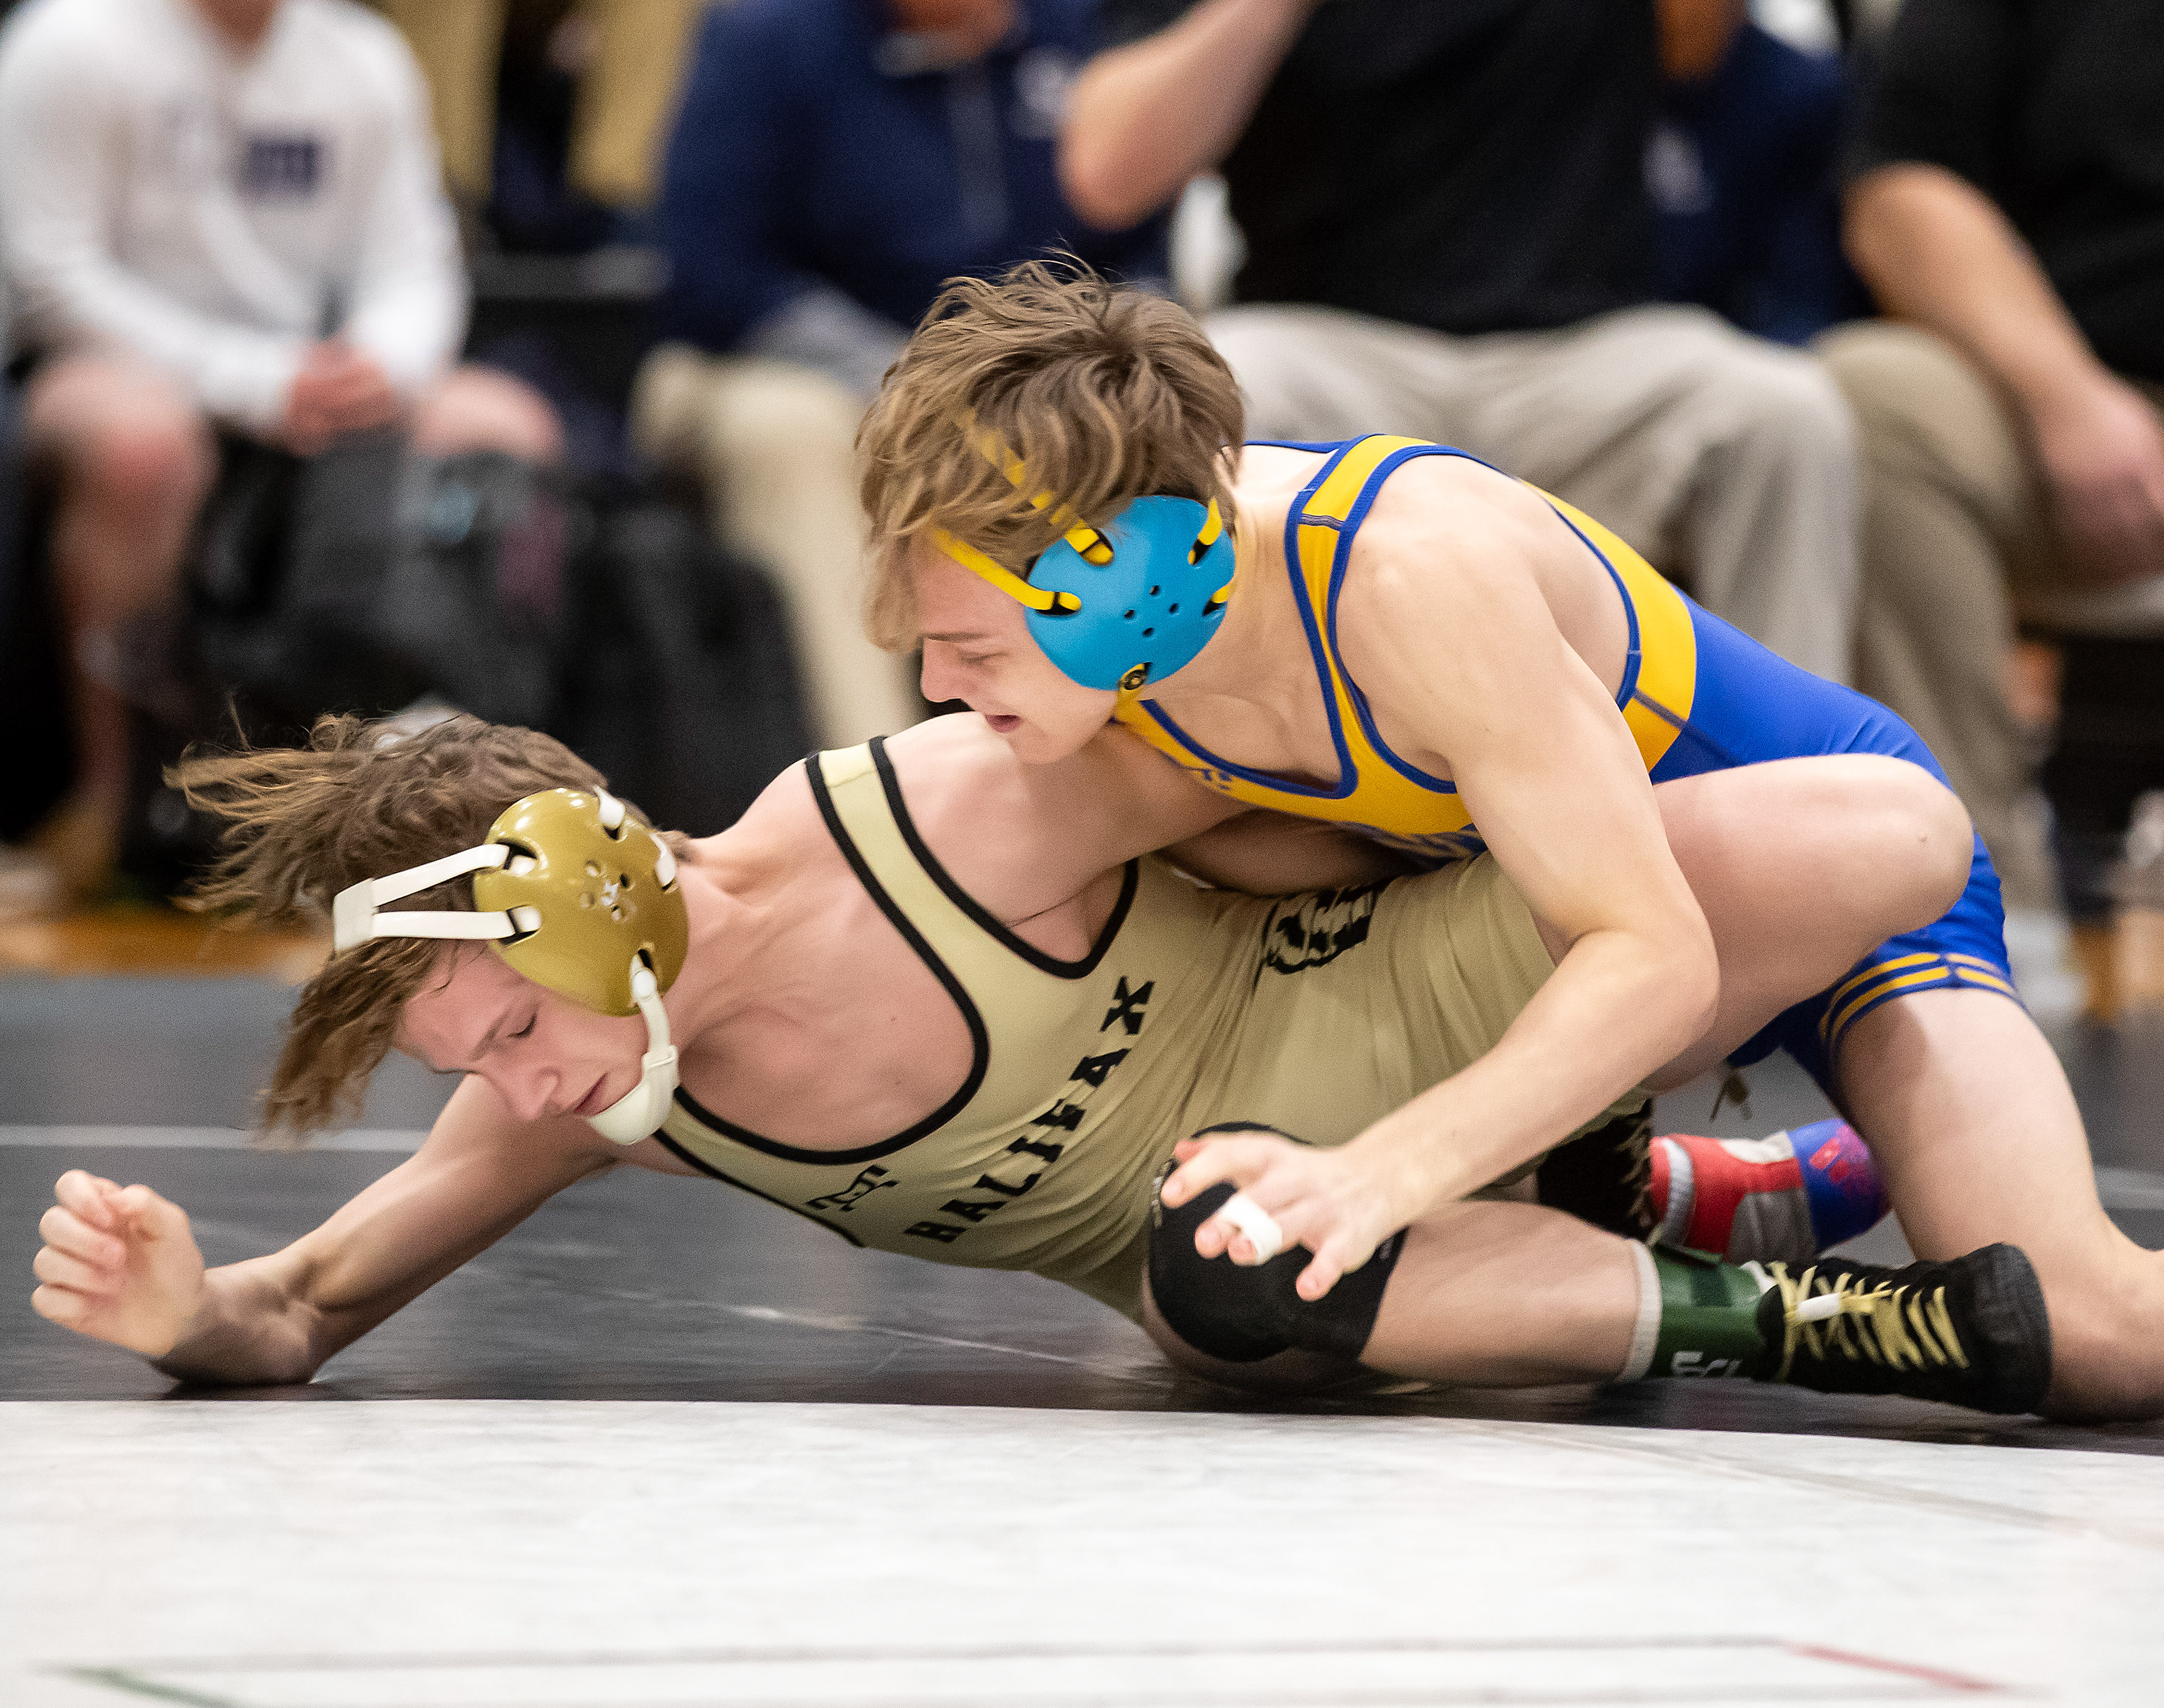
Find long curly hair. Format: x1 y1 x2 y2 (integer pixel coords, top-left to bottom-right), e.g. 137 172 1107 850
176 713 673 1136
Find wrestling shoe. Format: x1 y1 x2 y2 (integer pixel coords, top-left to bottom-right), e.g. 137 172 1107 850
1652 1119 1889 1266
1750 1243 2052 1415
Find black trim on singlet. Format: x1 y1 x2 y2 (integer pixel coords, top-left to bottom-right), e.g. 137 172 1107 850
868 736 1139 980
667 754 991 1168
651 1131 864 1247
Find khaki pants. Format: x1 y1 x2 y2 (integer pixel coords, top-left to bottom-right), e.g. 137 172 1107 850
371 0 708 208
1207 301 1862 684
631 346 923 750
1816 321 2164 913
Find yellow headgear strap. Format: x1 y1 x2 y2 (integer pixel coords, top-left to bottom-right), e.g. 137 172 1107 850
929 417 1124 608
964 418 1116 565
928 527 1081 614
929 416 1235 630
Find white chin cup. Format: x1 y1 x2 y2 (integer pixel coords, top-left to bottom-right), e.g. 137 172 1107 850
587 962 679 1145
1217 1191 1285 1266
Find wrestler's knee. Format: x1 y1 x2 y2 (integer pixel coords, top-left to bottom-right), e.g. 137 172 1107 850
1845 755 1975 927
1144 1174 1398 1386
1138 1267 1360 1396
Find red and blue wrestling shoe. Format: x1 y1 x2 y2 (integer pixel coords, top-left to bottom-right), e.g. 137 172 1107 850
1650 1118 1890 1266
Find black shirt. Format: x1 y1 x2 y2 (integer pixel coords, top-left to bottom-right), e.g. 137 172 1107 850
1101 0 1661 334
1851 0 2164 382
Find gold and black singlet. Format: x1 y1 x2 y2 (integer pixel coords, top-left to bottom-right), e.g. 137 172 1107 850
657 740 1638 1322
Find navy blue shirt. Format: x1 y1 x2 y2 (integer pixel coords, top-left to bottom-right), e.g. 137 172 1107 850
656 0 1167 360
1652 24 1867 346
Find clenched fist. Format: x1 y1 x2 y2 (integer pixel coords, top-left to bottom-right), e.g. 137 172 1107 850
32 1170 206 1357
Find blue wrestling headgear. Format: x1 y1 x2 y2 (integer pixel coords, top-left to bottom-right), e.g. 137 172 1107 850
930 425 1236 694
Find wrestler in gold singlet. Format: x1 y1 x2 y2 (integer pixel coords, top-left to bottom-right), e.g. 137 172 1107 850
658 738 1639 1320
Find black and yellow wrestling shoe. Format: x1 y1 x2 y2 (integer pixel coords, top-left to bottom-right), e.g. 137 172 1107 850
1749 1244 2052 1415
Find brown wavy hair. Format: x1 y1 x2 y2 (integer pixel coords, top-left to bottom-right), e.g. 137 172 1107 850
177 713 674 1138
856 259 1245 650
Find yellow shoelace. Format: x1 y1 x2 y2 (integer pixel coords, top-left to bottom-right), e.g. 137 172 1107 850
1755 1261 1972 1384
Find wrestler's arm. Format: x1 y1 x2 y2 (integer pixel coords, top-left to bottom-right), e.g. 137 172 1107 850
1352 536 1716 1136
1405 527 1713 1032
1164 492 1719 1298
1158 808 1417 893
30 1077 615 1384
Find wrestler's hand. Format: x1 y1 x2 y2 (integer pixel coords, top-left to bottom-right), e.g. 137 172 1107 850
31 1170 206 1357
1160 1128 1412 1301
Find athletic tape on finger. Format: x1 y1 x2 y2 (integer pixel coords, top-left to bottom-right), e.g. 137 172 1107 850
1218 1191 1285 1266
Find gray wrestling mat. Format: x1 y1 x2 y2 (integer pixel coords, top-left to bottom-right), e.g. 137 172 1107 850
6 974 2164 1703
10 1399 2164 1706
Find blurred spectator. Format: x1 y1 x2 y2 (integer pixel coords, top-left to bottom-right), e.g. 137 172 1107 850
1650 0 1867 346
0 289 48 915
1820 0 2164 918
0 0 563 909
1065 0 1860 684
368 0 708 252
632 0 1169 750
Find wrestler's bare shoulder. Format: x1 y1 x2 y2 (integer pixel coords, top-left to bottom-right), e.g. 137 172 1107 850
681 756 825 877
1341 453 1630 690
1355 453 1569 571
676 721 1015 868
1223 441 1595 617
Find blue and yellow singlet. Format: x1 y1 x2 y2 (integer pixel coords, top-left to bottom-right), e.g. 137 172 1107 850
1111 434 1700 860
1110 434 2019 1082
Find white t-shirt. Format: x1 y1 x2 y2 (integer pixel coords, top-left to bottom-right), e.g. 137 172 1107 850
0 0 465 434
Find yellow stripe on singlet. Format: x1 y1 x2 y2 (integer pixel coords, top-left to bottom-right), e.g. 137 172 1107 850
1827 951 1943 1011
1823 967 1960 1043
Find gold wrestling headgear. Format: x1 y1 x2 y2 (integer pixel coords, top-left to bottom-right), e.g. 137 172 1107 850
331 788 687 1144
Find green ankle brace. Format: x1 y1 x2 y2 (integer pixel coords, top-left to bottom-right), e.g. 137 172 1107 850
1646 1245 1771 1380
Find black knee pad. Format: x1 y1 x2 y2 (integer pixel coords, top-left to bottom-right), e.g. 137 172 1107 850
1147 1167 1404 1365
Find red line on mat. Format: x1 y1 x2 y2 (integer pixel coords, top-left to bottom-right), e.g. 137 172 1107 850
1789 1641 2005 1694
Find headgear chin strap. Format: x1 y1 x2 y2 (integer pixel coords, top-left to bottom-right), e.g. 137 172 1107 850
331 787 688 1145
583 960 677 1145
930 422 1236 694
